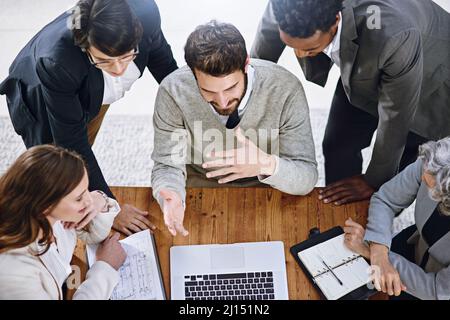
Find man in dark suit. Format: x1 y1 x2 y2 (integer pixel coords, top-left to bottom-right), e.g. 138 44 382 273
0 0 178 235
251 0 450 205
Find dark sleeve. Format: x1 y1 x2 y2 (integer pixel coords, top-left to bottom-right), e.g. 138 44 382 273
250 1 286 62
364 29 423 189
144 3 178 83
36 58 115 198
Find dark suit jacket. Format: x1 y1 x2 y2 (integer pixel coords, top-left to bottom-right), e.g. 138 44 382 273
251 0 450 188
0 0 178 198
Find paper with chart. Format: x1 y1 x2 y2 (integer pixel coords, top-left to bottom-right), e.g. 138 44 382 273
298 234 371 300
86 230 165 300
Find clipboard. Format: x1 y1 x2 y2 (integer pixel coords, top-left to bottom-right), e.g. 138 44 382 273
290 226 376 300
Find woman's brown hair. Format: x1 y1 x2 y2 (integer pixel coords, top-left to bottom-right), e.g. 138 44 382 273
0 145 86 255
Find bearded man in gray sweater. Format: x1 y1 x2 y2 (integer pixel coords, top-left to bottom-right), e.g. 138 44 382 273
151 21 318 236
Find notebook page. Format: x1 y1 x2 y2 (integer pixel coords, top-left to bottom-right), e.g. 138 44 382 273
86 230 165 300
298 234 370 300
316 256 369 300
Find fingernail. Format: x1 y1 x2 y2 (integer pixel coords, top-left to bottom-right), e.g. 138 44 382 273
202 164 207 168
206 173 211 178
319 190 323 194
323 199 329 203
218 180 223 184
318 195 323 200
334 202 340 205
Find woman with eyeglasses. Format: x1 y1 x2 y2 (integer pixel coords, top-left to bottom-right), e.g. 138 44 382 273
0 0 178 235
0 145 126 299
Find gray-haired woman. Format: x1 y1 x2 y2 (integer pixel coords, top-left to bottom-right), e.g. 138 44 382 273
344 136 450 300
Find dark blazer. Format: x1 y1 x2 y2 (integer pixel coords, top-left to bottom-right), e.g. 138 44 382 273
0 0 178 198
251 0 450 188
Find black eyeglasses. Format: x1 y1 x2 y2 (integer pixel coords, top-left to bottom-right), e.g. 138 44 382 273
86 47 139 68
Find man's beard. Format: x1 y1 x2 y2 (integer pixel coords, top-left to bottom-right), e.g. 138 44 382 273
210 74 248 116
211 99 240 116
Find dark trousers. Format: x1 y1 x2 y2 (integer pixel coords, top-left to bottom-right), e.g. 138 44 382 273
322 78 428 185
388 225 420 300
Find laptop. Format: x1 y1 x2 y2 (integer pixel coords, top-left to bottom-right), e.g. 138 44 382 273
170 241 289 300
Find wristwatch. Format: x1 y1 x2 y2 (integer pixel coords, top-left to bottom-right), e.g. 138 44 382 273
95 190 112 212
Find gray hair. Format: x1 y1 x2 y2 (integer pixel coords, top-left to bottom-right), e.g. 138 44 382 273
418 136 450 215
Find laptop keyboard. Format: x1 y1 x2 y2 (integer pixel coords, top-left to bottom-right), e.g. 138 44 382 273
183 271 275 300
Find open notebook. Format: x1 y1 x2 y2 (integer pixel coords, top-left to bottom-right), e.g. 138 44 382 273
296 233 372 300
86 230 165 300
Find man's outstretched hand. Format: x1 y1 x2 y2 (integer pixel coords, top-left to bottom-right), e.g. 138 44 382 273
159 189 189 237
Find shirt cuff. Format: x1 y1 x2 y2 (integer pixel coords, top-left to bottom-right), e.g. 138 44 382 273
363 230 392 250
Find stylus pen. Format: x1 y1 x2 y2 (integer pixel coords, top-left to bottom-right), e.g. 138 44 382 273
321 259 343 286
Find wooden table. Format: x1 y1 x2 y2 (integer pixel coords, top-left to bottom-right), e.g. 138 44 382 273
69 187 381 300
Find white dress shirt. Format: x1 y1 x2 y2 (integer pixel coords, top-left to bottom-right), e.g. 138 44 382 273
323 12 343 68
102 62 141 105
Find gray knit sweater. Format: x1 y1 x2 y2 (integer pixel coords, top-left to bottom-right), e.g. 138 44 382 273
151 59 318 206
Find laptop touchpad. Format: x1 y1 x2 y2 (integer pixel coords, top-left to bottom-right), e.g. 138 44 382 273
210 246 245 269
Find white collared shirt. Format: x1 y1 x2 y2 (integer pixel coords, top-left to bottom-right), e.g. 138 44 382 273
209 65 255 125
102 62 141 105
323 12 343 68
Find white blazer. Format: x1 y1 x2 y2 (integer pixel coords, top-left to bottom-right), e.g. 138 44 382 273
0 199 121 300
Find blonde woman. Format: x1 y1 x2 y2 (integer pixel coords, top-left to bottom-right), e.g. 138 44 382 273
0 145 126 299
344 137 450 300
